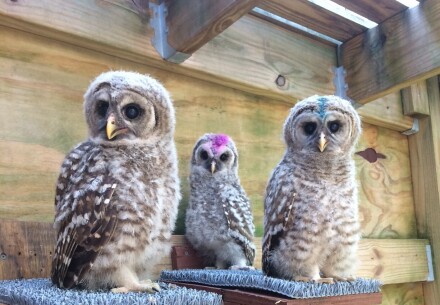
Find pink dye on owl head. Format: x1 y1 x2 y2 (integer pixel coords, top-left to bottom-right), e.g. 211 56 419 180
210 134 230 155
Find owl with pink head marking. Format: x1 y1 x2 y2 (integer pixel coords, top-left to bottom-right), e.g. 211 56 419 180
185 133 255 269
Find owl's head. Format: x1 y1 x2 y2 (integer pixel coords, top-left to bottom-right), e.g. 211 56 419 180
283 95 361 156
191 134 239 177
83 71 175 145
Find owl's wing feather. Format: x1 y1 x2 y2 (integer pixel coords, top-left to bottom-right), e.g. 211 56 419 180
51 143 118 289
262 164 296 275
221 184 256 266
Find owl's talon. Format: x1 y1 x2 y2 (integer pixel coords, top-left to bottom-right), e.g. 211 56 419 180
229 265 255 271
315 277 334 284
331 275 356 282
111 280 161 293
294 276 334 284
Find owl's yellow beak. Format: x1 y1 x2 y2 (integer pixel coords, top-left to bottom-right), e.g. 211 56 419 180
106 114 128 140
318 132 328 152
211 160 216 174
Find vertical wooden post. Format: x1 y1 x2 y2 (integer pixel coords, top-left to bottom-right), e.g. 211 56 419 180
407 76 440 305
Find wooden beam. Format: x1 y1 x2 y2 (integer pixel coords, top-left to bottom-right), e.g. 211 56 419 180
0 0 333 102
0 0 413 131
258 0 365 42
331 0 406 24
0 220 430 285
341 0 440 103
165 0 261 54
357 92 413 131
401 81 430 118
408 76 440 305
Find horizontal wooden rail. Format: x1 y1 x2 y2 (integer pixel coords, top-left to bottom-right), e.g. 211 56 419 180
0 220 430 285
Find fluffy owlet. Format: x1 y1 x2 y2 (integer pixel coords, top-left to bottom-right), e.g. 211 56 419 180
185 134 255 269
51 71 180 292
263 95 362 283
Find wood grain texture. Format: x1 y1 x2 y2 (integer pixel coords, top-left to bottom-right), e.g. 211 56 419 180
165 0 261 54
0 220 430 286
0 0 334 104
408 76 440 305
401 81 430 118
355 123 416 239
0 220 55 280
341 0 440 103
172 238 429 285
258 0 366 42
0 25 417 234
380 283 425 305
331 0 406 23
357 92 414 132
0 24 288 236
0 0 414 131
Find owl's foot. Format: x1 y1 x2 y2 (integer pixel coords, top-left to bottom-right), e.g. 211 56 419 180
229 265 255 271
331 275 356 282
294 276 334 284
111 279 160 293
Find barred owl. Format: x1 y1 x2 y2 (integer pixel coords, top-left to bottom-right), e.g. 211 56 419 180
51 71 180 292
263 95 362 283
185 134 255 269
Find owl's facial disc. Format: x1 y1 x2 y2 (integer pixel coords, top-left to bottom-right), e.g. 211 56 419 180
197 143 233 175
106 113 129 140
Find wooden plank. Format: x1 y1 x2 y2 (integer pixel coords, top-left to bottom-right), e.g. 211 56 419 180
258 0 366 42
0 0 334 104
0 24 413 234
0 220 430 285
223 290 382 305
341 0 440 103
0 220 55 280
408 76 440 305
331 0 406 23
0 24 289 231
380 283 425 305
401 81 430 118
165 281 381 305
355 123 417 239
171 238 429 285
357 239 429 285
356 92 414 132
0 1 414 131
248 9 337 47
165 0 261 54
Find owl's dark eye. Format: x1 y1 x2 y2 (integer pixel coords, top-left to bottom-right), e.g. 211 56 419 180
200 150 209 160
124 104 140 120
96 100 109 117
328 121 340 133
303 122 317 135
220 153 229 162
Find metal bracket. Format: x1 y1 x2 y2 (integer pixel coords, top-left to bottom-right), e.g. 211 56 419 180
333 66 364 109
401 118 419 135
149 2 191 64
426 245 435 282
333 66 348 99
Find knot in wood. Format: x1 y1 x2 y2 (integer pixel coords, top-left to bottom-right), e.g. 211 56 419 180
275 75 286 87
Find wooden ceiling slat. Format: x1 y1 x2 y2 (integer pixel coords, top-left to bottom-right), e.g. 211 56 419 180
165 0 261 55
332 0 407 23
258 0 366 42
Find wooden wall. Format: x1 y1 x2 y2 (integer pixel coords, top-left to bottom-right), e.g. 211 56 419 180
0 13 425 305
